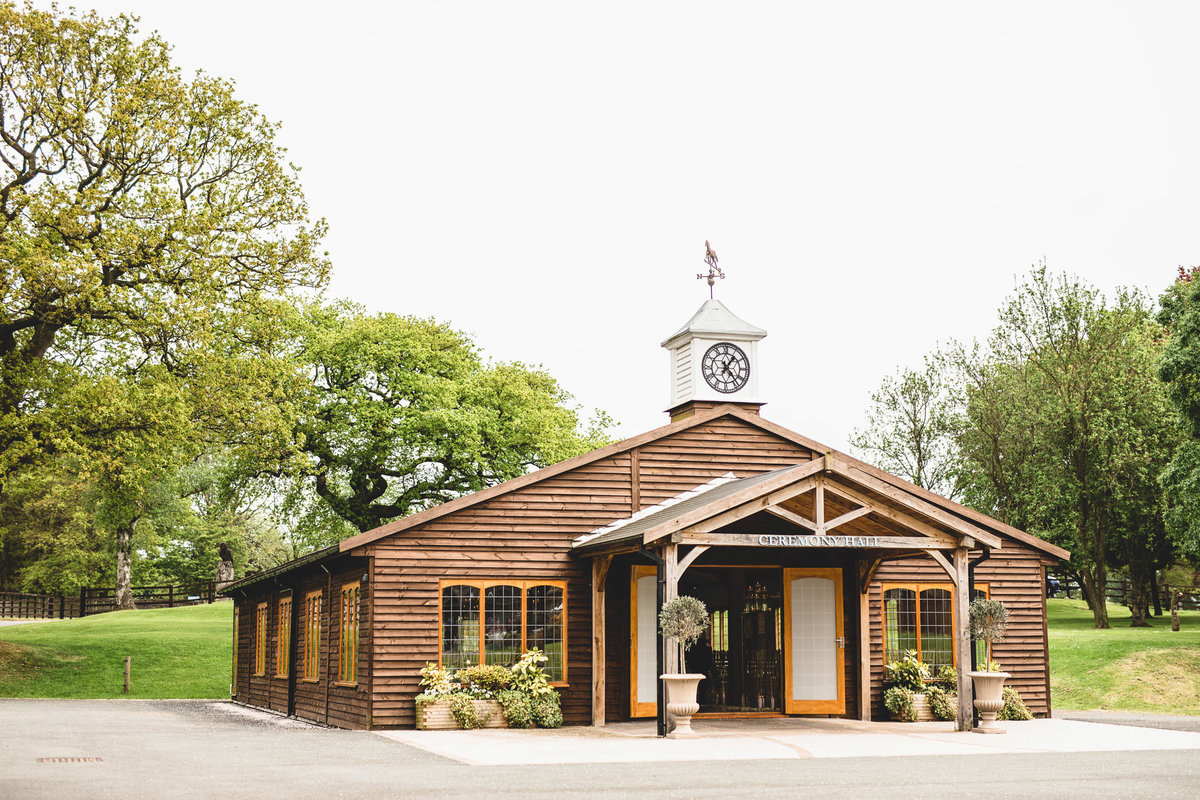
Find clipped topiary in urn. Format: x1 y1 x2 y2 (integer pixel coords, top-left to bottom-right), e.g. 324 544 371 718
968 597 1012 734
658 595 708 738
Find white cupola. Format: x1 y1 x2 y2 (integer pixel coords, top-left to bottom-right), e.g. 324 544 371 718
661 298 767 421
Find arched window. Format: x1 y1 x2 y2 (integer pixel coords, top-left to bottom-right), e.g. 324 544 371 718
882 583 989 670
439 580 567 682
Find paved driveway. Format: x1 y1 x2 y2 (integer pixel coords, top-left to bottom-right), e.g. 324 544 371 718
3 700 1200 800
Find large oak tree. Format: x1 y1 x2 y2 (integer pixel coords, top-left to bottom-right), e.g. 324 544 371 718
0 4 328 606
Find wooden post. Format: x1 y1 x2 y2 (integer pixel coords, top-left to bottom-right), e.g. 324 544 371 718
58 594 65 619
168 585 175 609
79 587 88 618
953 546 972 731
662 544 679 674
591 555 612 726
858 561 872 721
123 657 131 694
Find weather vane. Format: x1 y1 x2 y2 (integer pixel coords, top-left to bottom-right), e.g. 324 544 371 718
697 240 725 299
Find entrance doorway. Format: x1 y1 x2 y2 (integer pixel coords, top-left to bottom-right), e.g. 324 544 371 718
628 564 846 717
681 567 783 713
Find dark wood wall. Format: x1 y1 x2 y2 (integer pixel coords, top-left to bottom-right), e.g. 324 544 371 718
230 558 371 728
867 546 1053 717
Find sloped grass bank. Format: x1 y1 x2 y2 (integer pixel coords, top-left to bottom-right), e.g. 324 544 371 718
1049 598 1200 715
0 603 232 699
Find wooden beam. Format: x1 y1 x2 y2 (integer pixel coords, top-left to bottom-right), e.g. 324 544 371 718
815 475 825 528
823 483 960 547
954 546 973 731
641 459 825 543
827 460 1004 550
662 544 679 675
675 532 958 549
677 545 710 576
859 557 883 594
630 448 641 513
823 506 873 533
924 549 957 585
591 554 612 726
764 506 818 531
676 476 820 536
858 559 872 722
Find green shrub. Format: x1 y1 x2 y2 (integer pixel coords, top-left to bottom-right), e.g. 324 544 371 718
998 686 1033 720
934 664 958 691
531 691 563 728
883 686 917 722
456 663 512 696
884 650 930 691
447 693 492 729
970 598 1009 646
496 689 533 728
925 684 956 721
418 662 459 697
510 648 555 697
659 595 708 672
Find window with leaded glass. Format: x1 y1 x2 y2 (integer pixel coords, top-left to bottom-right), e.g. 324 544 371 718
439 580 567 682
882 583 989 670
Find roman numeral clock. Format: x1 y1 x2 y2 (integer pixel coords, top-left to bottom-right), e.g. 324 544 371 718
661 247 767 421
701 342 751 394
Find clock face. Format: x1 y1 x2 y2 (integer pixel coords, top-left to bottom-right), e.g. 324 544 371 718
702 342 750 394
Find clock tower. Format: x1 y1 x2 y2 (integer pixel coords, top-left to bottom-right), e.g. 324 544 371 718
661 298 767 422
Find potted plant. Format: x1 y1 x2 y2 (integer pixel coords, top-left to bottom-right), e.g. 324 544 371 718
968 597 1011 734
658 595 708 739
882 650 934 721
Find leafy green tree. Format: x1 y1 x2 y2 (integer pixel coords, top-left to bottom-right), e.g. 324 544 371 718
1157 266 1200 572
271 302 613 539
954 268 1177 628
0 4 328 605
0 3 328 480
851 354 960 498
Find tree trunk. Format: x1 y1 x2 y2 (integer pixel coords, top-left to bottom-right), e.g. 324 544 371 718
1080 569 1110 629
1172 591 1181 632
114 523 137 611
1152 573 1163 617
1128 578 1151 628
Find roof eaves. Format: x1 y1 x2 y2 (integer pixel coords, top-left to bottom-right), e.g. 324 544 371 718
218 544 340 595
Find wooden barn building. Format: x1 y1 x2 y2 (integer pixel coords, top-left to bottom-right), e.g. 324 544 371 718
221 297 1068 731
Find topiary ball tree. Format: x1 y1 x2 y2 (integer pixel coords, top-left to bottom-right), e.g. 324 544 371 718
659 595 708 673
969 598 1009 666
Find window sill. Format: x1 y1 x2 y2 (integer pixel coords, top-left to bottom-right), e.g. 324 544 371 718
273 674 288 680
300 678 319 684
335 681 359 688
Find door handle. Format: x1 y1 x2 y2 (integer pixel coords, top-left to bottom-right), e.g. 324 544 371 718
835 636 845 648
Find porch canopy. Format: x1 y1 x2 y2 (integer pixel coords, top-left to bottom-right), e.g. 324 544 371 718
573 454 1003 732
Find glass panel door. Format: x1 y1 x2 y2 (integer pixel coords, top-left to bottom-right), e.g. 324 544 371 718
784 568 845 714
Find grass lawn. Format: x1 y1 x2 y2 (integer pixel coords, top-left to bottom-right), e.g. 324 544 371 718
0 603 231 699
1048 597 1200 715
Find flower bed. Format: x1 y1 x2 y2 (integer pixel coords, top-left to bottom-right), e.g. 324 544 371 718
414 649 563 731
416 698 505 730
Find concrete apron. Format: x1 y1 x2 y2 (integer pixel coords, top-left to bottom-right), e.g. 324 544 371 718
375 717 1200 766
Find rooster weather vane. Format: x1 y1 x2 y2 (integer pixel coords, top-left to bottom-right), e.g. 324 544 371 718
697 240 725 299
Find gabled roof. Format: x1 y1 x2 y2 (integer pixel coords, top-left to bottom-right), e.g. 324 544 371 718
338 403 1070 562
572 468 788 553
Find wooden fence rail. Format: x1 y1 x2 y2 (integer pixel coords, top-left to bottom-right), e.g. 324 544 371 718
0 581 219 620
1049 576 1200 612
0 592 78 619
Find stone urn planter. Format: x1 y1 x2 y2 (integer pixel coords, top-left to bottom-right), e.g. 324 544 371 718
415 698 506 730
660 673 705 739
968 670 1010 734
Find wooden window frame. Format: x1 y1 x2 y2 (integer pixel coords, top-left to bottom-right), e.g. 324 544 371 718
337 581 360 686
437 579 568 685
302 590 322 682
254 602 268 677
880 582 990 668
275 593 292 679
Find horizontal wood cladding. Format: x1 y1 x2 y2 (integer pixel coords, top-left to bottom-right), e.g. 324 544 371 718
868 545 1052 718
228 559 371 729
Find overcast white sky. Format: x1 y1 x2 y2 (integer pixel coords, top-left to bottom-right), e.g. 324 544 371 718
48 1 1200 450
